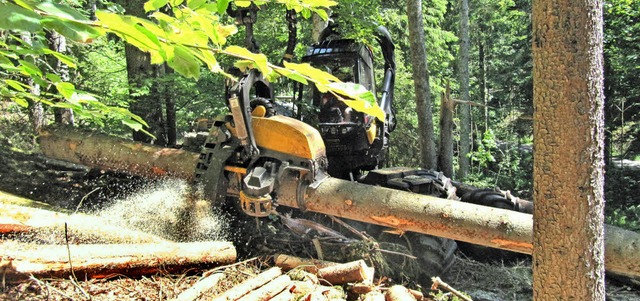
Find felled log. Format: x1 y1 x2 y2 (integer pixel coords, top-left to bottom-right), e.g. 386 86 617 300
274 254 338 274
385 285 416 301
3 241 236 282
0 197 167 244
38 126 640 278
317 260 372 285
212 267 282 301
171 273 225 301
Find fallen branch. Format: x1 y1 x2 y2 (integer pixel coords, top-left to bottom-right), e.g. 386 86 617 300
237 274 291 301
171 273 225 301
3 241 236 282
212 267 282 301
274 254 338 274
431 276 472 301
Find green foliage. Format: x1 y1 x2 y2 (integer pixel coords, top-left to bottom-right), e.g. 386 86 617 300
606 206 640 232
468 129 497 170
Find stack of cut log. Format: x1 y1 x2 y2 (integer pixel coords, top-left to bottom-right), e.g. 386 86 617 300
171 254 429 301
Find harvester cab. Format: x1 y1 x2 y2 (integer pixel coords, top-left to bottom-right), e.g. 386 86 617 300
298 26 397 179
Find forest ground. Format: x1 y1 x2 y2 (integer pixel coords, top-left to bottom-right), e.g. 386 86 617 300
0 140 639 300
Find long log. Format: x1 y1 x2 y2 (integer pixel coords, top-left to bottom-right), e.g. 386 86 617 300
38 126 640 278
0 196 167 244
2 241 236 282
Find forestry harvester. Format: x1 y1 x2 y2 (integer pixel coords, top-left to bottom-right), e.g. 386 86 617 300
184 26 529 280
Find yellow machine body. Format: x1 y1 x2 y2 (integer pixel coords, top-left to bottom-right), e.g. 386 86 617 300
228 115 326 161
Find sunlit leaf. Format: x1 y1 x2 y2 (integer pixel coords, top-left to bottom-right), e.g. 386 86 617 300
187 0 207 10
224 45 270 74
217 0 231 14
41 17 101 43
168 45 200 78
0 3 42 32
277 68 308 85
35 1 90 21
4 79 28 92
43 49 77 68
12 97 29 108
55 82 76 100
144 0 169 12
328 82 385 121
18 60 43 77
96 11 161 52
234 0 251 8
283 61 340 85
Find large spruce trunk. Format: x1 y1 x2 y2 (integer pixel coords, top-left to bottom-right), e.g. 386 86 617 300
38 126 640 278
532 0 607 298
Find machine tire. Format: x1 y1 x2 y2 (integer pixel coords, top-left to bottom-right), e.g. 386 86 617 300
360 168 459 285
250 97 276 117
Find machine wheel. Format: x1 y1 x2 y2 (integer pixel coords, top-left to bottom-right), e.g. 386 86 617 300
250 97 276 117
359 168 459 285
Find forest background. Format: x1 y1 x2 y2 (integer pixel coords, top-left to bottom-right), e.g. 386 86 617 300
0 0 638 232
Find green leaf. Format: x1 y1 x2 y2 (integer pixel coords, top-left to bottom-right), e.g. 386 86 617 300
283 61 340 85
327 82 385 121
122 118 144 131
43 49 77 68
187 0 207 9
41 17 102 43
4 79 28 92
55 82 76 100
217 0 231 14
224 45 270 74
277 68 308 85
0 3 42 32
234 0 250 8
168 45 200 78
12 97 29 108
96 11 161 52
46 73 61 83
18 59 43 77
144 0 169 12
35 1 90 21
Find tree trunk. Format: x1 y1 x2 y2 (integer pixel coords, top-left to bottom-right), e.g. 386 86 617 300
457 0 471 179
37 126 640 278
478 40 488 133
311 13 328 43
3 241 236 282
532 0 606 298
439 83 455 177
120 0 165 144
48 31 75 125
164 65 177 146
406 0 437 169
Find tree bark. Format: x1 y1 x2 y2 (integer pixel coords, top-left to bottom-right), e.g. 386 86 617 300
406 0 437 169
532 0 606 299
37 126 640 278
3 241 236 282
120 0 165 144
439 83 455 177
457 0 471 179
317 260 372 285
47 31 75 125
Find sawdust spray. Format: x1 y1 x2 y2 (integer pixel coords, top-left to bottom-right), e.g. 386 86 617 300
97 179 229 242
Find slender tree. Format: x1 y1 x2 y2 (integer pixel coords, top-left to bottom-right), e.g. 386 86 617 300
457 0 471 178
532 0 606 299
120 0 166 144
47 31 74 125
407 0 437 169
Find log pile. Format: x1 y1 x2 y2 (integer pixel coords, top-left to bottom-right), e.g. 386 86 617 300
170 255 434 301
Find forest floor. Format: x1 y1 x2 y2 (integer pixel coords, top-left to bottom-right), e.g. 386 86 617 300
1 140 639 300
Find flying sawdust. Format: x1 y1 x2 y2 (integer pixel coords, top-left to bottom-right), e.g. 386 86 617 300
96 179 229 242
